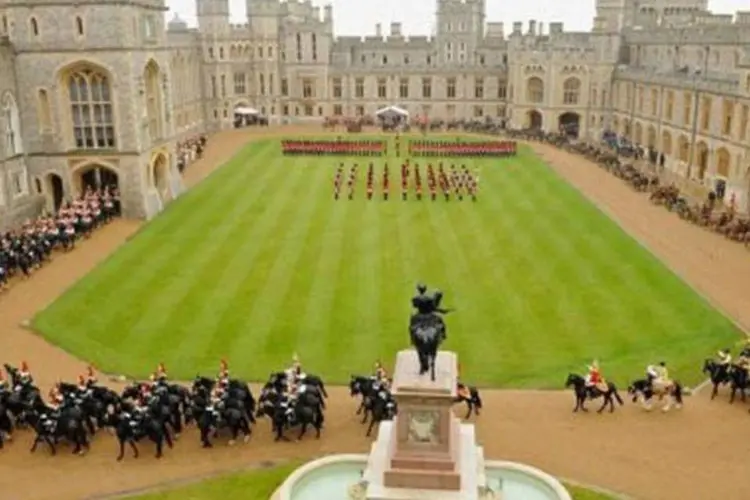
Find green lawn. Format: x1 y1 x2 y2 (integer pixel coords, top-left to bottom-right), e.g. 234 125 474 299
125 462 617 500
33 136 741 388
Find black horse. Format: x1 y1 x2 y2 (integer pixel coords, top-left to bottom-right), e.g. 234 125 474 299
195 403 252 448
565 374 624 413
727 365 749 404
29 406 90 455
454 384 483 419
268 372 328 401
628 377 683 411
703 359 732 400
105 409 174 461
0 398 14 449
192 377 256 422
364 391 396 437
349 375 377 423
272 400 324 441
409 313 446 381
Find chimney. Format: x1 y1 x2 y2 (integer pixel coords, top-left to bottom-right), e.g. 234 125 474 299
538 22 544 35
549 22 564 34
512 21 522 35
375 23 382 37
735 11 750 24
528 20 536 35
390 22 402 37
324 4 332 22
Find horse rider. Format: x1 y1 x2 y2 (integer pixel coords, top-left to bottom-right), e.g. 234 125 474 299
218 359 230 384
716 348 732 369
286 353 302 385
85 365 98 386
585 360 607 392
736 349 750 373
18 361 33 387
646 361 673 393
456 363 471 399
373 361 388 382
48 385 65 414
155 362 168 382
77 375 91 397
0 371 8 393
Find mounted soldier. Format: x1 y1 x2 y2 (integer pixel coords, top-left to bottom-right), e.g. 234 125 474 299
155 363 168 382
218 359 229 384
456 363 471 399
647 361 673 393
286 353 302 385
737 348 750 373
716 348 732 368
77 375 90 396
18 361 33 387
373 361 388 382
585 360 608 393
85 365 98 386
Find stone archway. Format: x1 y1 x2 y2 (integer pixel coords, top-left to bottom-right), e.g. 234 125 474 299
75 163 119 195
45 173 65 212
715 147 731 178
558 112 580 138
696 141 709 179
151 153 172 203
678 135 689 162
634 122 643 144
527 110 542 129
661 131 672 156
646 125 657 148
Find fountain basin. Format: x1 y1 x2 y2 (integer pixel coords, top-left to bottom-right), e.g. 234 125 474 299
272 454 571 500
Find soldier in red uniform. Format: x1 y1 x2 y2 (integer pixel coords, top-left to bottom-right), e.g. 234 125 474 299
86 365 98 386
585 360 607 392
218 359 229 383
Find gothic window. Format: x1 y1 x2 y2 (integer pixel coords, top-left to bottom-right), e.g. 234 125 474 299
333 104 343 115
281 78 288 96
211 76 216 98
377 78 387 98
269 74 274 94
1 16 7 35
422 78 432 98
2 93 23 156
399 78 408 98
302 78 313 98
234 73 246 95
312 34 317 61
446 78 456 99
259 74 265 95
30 17 38 37
144 61 163 141
37 89 52 131
332 78 342 98
474 78 484 99
219 47 224 59
268 46 273 58
562 77 580 105
497 82 507 99
67 68 115 149
355 78 364 98
296 33 302 61
665 91 674 120
526 77 544 104
76 16 84 36
220 74 226 97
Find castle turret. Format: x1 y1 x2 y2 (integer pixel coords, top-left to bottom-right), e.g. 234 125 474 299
197 0 230 36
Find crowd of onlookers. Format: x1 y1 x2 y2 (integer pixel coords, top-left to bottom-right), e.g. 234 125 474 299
0 186 121 291
176 136 207 174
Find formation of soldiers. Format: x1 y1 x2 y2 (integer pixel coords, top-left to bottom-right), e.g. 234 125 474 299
282 139 386 156
408 139 517 157
332 161 478 202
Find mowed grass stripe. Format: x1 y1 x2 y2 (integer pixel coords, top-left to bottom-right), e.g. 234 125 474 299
129 148 300 371
32 140 743 387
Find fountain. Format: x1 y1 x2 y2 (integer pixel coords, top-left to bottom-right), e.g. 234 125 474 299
272 350 571 500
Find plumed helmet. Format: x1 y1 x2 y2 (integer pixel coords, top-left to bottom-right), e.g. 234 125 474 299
87 365 95 375
78 375 85 385
21 361 28 371
220 359 228 370
417 283 427 294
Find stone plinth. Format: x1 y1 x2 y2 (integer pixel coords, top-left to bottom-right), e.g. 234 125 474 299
384 350 460 491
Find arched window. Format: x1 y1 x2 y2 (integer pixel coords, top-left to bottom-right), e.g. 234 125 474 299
76 16 84 36
37 88 52 131
2 15 8 35
2 93 23 156
562 77 581 105
526 77 544 104
67 67 116 149
30 17 39 37
144 60 163 141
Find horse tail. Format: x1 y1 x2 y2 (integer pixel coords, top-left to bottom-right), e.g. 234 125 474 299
472 389 483 408
319 381 328 398
613 389 624 406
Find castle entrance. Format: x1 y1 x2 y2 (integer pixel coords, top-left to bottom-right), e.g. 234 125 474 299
558 112 580 138
76 164 119 194
527 110 542 129
45 173 65 212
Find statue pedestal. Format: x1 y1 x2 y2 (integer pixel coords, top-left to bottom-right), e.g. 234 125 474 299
361 349 492 500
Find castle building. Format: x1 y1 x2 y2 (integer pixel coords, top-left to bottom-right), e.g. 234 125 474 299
0 0 749 226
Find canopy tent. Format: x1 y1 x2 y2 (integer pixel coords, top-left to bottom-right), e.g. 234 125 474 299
375 105 409 118
234 106 259 116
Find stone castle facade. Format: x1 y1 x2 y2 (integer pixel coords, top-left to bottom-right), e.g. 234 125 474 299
0 0 749 226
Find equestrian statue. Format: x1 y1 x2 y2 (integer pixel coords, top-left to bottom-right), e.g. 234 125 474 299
409 284 452 381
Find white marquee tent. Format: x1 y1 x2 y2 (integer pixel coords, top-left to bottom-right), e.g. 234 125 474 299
234 106 260 116
375 105 409 118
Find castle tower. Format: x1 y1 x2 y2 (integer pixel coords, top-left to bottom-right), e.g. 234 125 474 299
4 0 182 219
436 0 486 66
